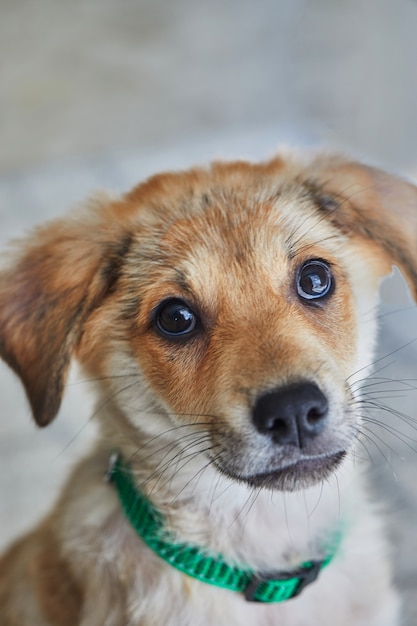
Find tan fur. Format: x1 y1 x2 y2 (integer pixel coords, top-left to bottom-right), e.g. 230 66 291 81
0 153 416 625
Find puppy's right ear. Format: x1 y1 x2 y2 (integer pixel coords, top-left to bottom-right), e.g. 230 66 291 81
0 206 131 427
307 155 417 301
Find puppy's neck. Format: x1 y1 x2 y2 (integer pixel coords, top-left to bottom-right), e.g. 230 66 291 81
99 404 356 572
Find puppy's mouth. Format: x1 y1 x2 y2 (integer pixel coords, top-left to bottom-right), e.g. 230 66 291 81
214 451 346 492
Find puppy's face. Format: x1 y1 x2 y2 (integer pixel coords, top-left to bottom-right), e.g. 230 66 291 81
1 155 416 492
114 187 361 491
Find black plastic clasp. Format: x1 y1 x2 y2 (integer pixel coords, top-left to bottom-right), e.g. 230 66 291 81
244 560 322 603
291 560 322 597
244 575 266 602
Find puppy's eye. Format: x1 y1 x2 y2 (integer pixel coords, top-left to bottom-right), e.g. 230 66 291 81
154 299 198 338
297 260 334 302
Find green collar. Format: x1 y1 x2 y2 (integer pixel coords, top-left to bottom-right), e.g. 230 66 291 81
108 454 339 603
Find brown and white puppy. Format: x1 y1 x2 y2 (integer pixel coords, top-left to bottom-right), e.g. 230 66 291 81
0 153 416 625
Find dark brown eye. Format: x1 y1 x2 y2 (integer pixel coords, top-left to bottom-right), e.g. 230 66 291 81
297 260 334 302
155 299 198 338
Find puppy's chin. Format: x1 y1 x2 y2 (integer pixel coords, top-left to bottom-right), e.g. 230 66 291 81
216 451 347 492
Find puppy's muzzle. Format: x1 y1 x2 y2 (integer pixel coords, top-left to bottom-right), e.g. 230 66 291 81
252 382 328 449
211 381 346 491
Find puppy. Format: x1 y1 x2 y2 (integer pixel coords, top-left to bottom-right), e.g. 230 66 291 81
0 153 416 626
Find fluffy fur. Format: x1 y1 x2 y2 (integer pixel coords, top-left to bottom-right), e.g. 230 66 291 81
1 153 416 625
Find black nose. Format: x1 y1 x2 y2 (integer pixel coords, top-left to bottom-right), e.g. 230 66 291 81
252 382 328 448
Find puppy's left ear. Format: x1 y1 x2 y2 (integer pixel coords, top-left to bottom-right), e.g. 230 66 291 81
308 155 417 301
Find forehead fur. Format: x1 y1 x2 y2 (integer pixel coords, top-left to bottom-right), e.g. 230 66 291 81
120 156 348 277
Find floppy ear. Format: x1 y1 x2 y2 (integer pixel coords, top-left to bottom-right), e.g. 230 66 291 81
0 206 131 427
307 155 417 301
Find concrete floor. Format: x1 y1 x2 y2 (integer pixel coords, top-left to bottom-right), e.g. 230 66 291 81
1 1 417 622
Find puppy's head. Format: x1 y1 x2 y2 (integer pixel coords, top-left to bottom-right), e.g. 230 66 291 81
1 154 416 491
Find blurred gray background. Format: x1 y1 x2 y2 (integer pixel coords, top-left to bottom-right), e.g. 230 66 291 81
1 0 417 622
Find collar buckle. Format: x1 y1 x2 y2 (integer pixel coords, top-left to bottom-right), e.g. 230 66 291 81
291 560 322 597
244 560 322 603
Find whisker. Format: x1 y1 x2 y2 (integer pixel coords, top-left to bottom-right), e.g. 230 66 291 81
355 427 394 469
67 373 140 386
229 486 259 529
209 475 234 506
168 451 223 506
138 435 213 492
307 480 324 520
352 377 417 393
146 444 218 498
128 426 214 463
348 338 417 383
358 425 401 466
352 432 375 464
360 399 417 429
360 415 417 452
238 487 263 532
376 304 417 321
